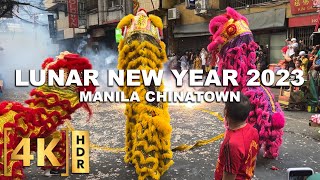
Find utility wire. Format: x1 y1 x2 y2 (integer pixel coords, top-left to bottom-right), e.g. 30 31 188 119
1 0 127 17
27 2 124 16
12 12 47 26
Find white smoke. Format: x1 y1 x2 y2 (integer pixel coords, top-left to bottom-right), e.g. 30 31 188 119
0 19 59 90
77 38 119 92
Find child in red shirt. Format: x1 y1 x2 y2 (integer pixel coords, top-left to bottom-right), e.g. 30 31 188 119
215 93 260 180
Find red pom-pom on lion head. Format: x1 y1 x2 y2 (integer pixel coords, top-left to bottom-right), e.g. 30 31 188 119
41 51 96 119
42 51 96 94
207 7 251 53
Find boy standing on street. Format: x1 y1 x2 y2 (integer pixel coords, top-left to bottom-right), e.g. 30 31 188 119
215 93 260 180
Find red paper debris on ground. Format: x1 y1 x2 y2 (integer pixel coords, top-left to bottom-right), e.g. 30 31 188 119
271 166 279 170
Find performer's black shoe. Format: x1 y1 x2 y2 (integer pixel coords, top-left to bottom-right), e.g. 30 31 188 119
44 169 65 176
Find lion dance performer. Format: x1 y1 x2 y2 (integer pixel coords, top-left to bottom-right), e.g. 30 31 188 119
0 52 95 179
207 7 285 158
117 9 173 179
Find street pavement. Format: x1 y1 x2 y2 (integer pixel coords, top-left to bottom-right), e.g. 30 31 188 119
1 88 319 180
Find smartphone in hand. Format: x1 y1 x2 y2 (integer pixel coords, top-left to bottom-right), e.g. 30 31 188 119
287 167 314 180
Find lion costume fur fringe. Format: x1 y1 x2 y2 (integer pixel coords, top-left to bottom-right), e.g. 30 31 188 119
207 7 285 159
0 52 95 179
117 10 174 180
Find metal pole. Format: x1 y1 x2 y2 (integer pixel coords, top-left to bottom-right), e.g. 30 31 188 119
73 27 76 52
126 0 133 15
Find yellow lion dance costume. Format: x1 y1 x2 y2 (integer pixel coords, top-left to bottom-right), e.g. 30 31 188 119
0 52 95 179
117 9 174 179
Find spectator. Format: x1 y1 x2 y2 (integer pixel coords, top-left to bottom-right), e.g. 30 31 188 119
282 39 290 61
215 93 259 180
286 38 298 58
295 59 302 70
281 62 288 70
256 46 267 71
206 52 212 73
291 38 299 49
299 40 307 52
215 54 220 71
193 53 202 70
310 45 320 80
314 45 320 63
189 51 195 68
169 53 178 70
200 48 208 76
180 51 189 71
256 62 262 73
298 51 309 79
287 49 300 73
294 60 302 91
176 52 182 72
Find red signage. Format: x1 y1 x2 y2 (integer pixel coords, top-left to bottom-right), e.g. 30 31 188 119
288 14 318 27
67 0 79 28
290 0 317 14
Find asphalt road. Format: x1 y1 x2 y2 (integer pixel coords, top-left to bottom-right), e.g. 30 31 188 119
1 89 319 180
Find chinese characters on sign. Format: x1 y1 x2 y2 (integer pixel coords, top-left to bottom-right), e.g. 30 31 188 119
290 0 317 14
68 0 79 28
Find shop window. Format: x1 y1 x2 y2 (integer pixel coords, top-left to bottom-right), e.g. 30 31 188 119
78 0 86 26
292 26 315 48
108 0 121 7
86 0 98 11
228 0 273 8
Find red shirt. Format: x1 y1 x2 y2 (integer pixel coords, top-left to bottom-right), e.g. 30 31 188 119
215 124 259 180
282 46 288 54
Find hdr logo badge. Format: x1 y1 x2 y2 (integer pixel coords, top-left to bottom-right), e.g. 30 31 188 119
3 129 90 176
72 131 89 173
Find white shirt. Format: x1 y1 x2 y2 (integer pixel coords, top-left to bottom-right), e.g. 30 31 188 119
287 43 298 57
201 52 207 65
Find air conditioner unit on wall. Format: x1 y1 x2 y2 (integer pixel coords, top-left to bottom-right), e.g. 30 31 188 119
168 8 180 20
194 0 207 15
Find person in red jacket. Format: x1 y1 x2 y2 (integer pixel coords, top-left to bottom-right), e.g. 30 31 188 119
215 93 260 180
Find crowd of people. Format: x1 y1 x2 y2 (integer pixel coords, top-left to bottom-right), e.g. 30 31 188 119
166 38 320 88
279 38 320 81
166 48 218 76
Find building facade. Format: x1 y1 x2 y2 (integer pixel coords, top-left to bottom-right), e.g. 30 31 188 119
44 0 133 53
44 0 319 65
169 0 318 64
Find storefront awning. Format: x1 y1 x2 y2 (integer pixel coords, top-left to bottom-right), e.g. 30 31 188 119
173 22 210 38
244 8 286 30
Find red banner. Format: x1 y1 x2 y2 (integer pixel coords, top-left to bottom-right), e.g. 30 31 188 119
290 0 317 14
288 14 318 27
68 0 79 28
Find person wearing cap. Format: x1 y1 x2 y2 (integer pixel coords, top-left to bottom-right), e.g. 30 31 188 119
286 38 299 73
291 38 298 48
299 51 309 79
287 38 299 57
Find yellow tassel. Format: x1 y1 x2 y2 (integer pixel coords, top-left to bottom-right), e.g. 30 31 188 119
149 14 163 30
118 17 173 179
117 14 135 29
